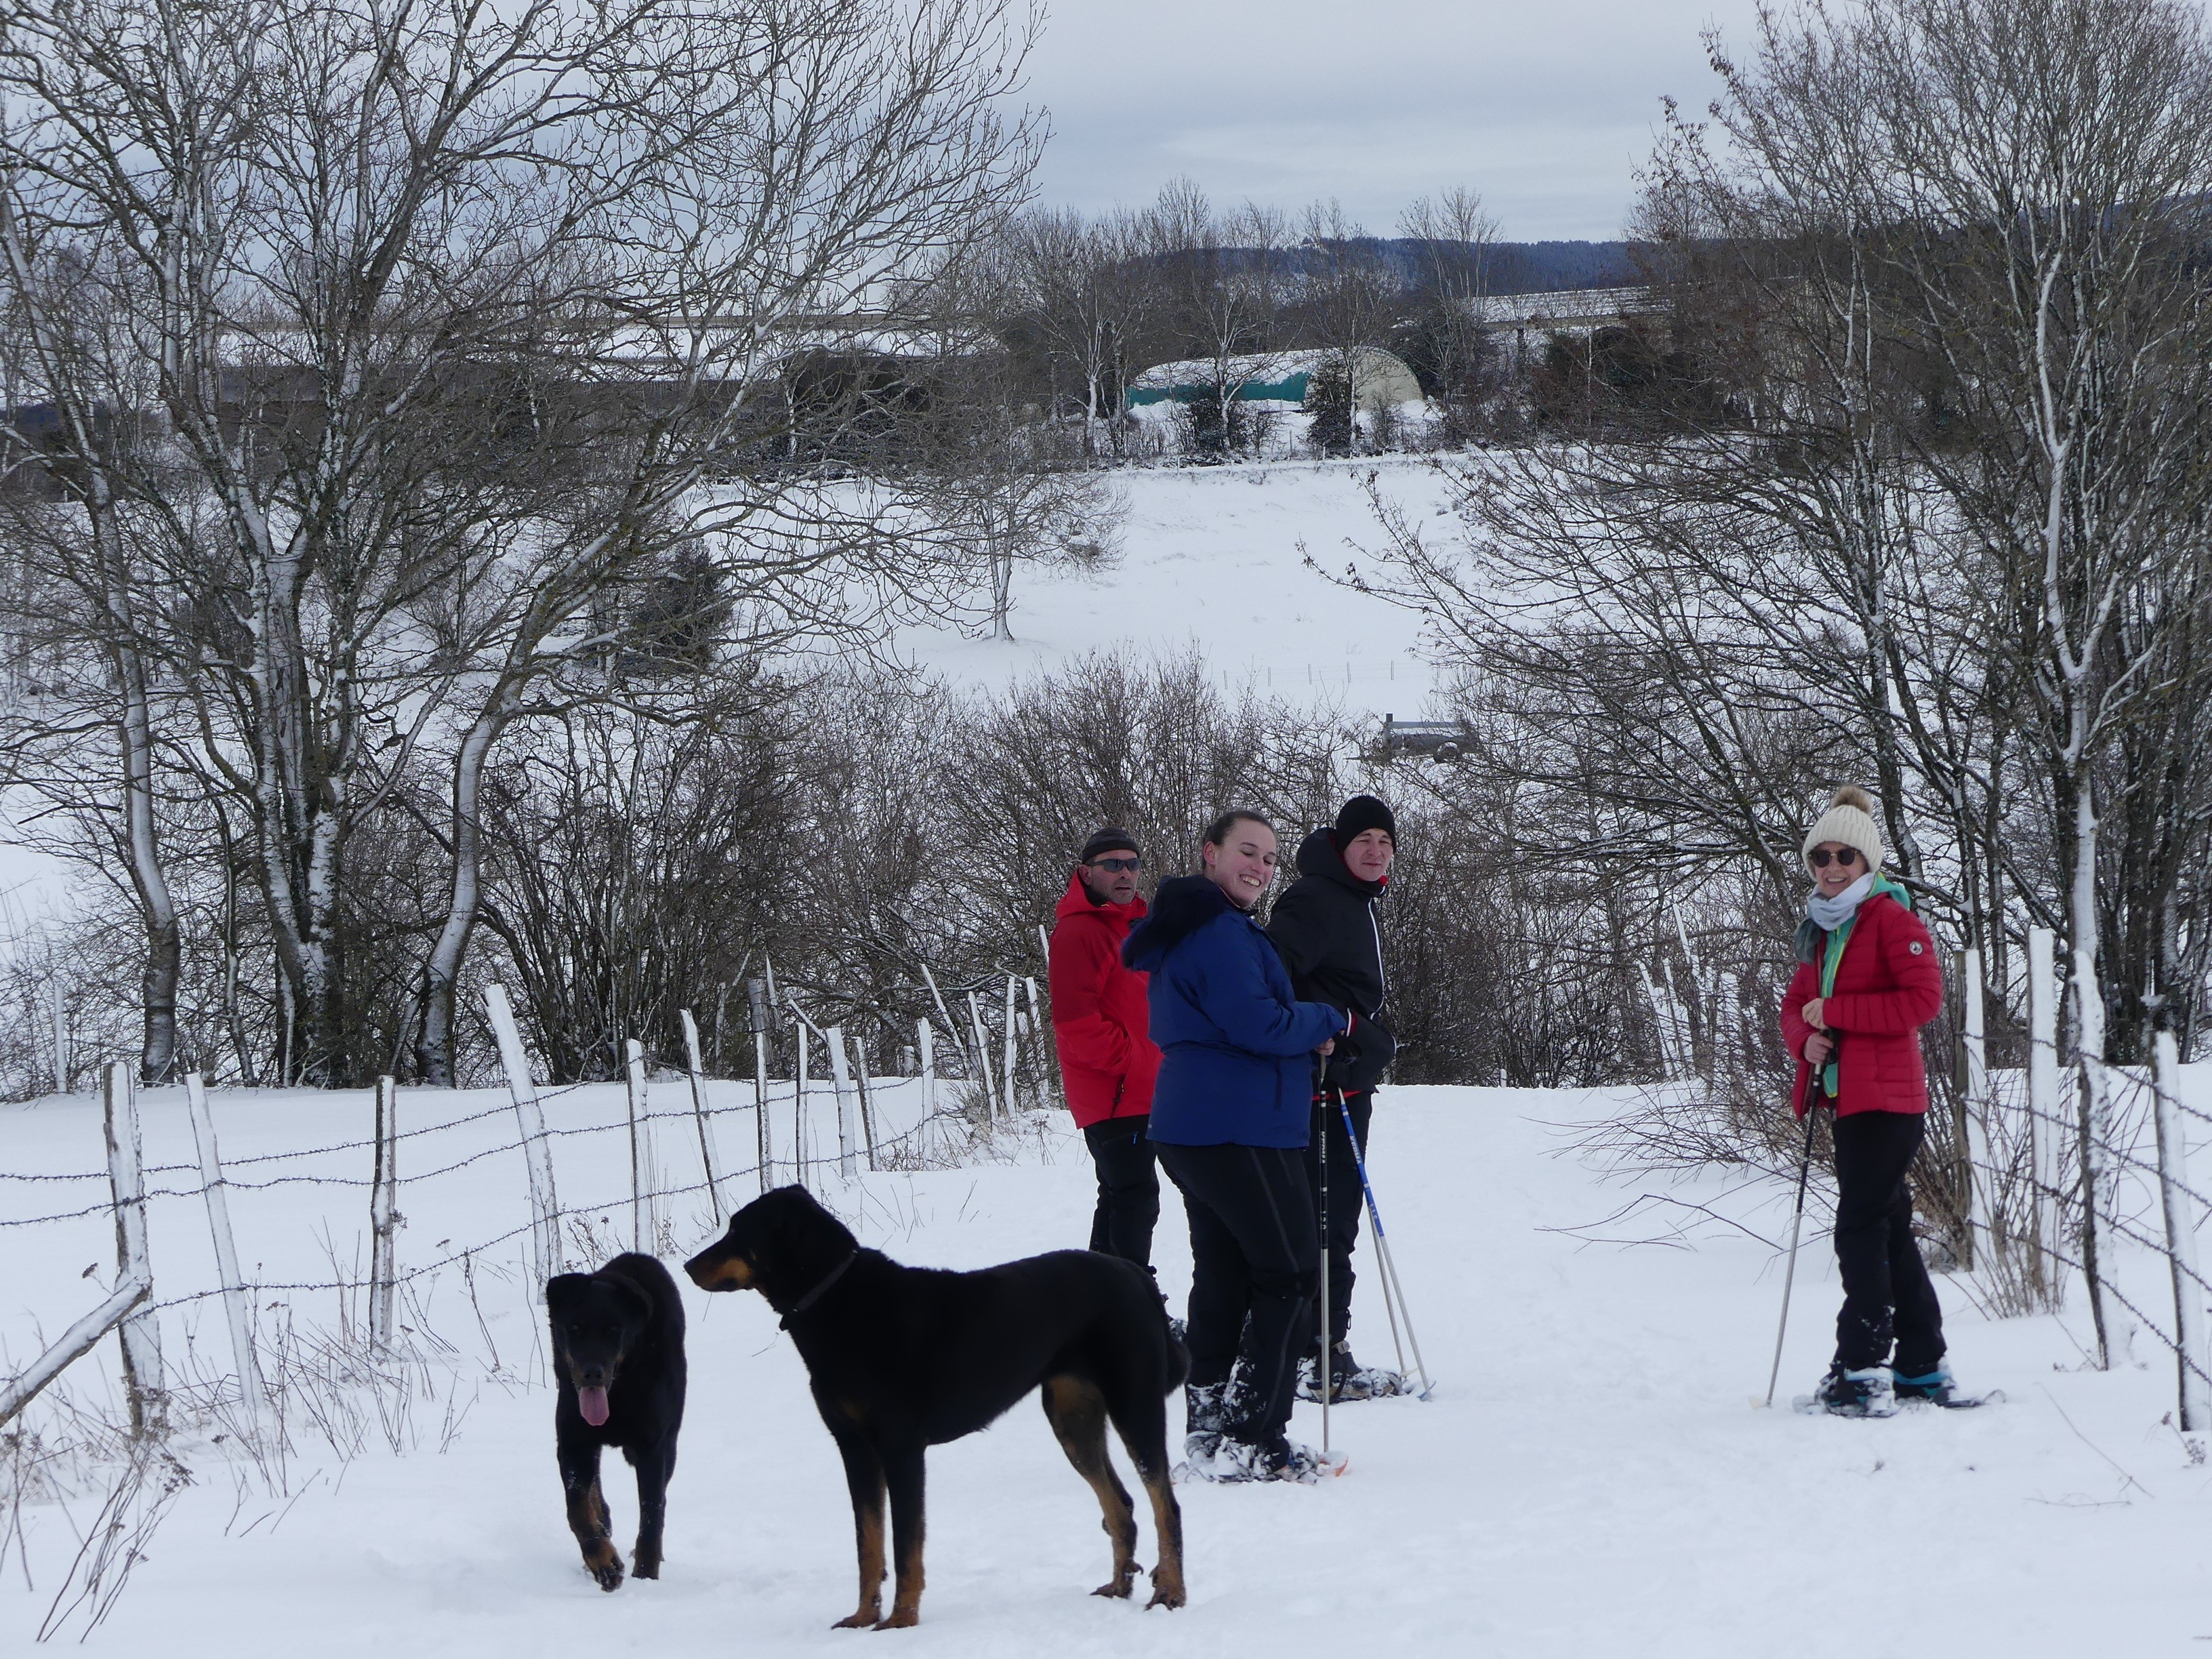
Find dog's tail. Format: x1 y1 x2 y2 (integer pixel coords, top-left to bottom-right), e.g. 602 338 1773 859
1160 1292 1190 1393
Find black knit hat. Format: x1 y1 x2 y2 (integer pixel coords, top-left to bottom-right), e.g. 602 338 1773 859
1334 795 1397 844
1079 825 1141 864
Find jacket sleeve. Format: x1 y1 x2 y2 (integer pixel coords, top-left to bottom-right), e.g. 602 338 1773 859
1185 917 1346 1058
1778 960 1819 1061
1048 921 1130 1076
1822 905 1944 1036
1265 884 1330 988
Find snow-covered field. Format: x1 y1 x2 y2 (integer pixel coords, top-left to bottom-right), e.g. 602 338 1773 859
902 457 1458 718
9 1076 2212 1654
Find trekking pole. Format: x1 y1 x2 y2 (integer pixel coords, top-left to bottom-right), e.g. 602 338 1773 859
1318 1076 1330 1458
1761 1105 1824 1409
1336 1090 1433 1398
1334 1087 1411 1383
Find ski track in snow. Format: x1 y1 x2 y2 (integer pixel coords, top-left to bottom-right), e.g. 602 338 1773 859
7 1080 2212 1654
900 457 1459 718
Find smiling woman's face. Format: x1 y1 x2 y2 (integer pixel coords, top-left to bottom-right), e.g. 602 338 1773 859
1809 840 1864 897
1203 821 1278 909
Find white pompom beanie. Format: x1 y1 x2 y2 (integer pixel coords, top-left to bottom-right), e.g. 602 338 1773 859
1801 785 1885 872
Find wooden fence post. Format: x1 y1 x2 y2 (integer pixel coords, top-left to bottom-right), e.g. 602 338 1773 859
917 1018 937 1162
1959 947 1992 1267
2153 1029 2211 1432
625 1038 659 1251
485 983 562 1286
852 1036 879 1172
0 1279 151 1430
370 1076 401 1354
1024 976 1058 1112
102 1062 163 1435
793 1019 811 1188
748 978 772 1193
2027 926 2062 1295
49 979 67 1094
1001 977 1020 1115
184 1071 267 1421
826 1026 858 1180
678 1008 722 1214
966 991 999 1121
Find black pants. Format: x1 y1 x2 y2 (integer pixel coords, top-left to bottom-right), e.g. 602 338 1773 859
1083 1115 1160 1271
1832 1110 1946 1372
1303 1089 1374 1355
1157 1141 1318 1443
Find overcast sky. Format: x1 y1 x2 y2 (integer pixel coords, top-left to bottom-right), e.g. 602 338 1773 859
1020 0 1767 241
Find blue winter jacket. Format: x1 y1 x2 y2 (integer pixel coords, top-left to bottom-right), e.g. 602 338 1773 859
1122 876 1346 1148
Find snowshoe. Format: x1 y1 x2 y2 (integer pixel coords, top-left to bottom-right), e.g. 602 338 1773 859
1178 1433 1347 1484
1296 1343 1406 1404
1894 1364 1999 1409
1795 1364 1898 1418
1182 1380 1228 1464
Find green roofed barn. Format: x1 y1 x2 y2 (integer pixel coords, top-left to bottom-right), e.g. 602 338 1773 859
1124 347 1422 412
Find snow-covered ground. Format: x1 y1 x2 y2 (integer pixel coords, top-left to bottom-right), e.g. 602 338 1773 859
9 1077 2212 1654
901 457 1458 719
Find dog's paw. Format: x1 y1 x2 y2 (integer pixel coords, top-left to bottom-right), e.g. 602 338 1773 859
1090 1574 1136 1599
872 1610 919 1631
1145 1569 1187 1611
630 1548 661 1581
831 1608 880 1630
585 1542 626 1592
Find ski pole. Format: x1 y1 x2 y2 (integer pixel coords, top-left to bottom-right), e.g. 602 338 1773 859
1329 1085 1408 1382
1761 1105 1823 1409
1337 1090 1433 1398
1318 1078 1330 1457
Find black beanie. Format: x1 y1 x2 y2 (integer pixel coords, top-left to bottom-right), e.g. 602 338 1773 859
1079 825 1141 863
1334 794 1396 844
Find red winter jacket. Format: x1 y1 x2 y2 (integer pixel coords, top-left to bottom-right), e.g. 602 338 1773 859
1048 871 1162 1128
1779 892 1944 1120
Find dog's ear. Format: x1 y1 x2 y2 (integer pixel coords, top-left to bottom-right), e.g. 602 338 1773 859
546 1272 592 1315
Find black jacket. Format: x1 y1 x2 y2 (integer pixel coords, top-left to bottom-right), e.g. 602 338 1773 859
1266 827 1396 1092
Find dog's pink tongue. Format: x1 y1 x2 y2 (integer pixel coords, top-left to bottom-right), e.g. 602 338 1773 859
579 1386 609 1427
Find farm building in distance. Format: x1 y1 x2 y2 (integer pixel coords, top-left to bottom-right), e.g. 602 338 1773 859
1124 347 1423 413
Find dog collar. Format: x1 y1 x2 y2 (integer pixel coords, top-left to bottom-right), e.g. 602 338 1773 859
779 1250 859 1329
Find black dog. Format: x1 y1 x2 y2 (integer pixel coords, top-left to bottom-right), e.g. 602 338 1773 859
546 1252 687 1591
684 1185 1187 1629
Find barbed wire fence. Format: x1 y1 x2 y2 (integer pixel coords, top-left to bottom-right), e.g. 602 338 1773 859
0 966 1067 1452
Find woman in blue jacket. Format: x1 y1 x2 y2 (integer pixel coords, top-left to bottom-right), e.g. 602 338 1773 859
1123 808 1347 1483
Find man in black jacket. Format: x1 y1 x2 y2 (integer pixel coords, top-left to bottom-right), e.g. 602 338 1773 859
1266 794 1404 1404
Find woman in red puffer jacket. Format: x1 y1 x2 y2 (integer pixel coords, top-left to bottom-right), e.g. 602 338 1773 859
1778 785 1961 1416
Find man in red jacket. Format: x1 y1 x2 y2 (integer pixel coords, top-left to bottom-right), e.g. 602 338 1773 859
1780 785 1956 1416
1050 827 1166 1269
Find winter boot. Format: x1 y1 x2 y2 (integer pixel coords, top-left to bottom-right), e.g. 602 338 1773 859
1296 1341 1405 1404
1892 1361 1961 1406
1183 1380 1228 1464
1809 1364 1898 1418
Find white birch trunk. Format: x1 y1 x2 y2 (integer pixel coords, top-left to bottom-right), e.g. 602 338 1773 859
2027 926 2064 1297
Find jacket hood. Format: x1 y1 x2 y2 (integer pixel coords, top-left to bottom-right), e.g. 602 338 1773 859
1294 825 1387 901
1122 875 1240 972
1055 868 1149 925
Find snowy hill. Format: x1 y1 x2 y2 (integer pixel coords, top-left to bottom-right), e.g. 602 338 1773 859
6 1079 2211 1652
901 457 1457 720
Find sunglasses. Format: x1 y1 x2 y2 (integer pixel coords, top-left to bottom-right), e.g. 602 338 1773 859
1088 856 1142 873
1808 846 1862 869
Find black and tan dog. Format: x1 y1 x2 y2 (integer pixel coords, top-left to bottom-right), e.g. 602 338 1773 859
546 1252 687 1591
684 1185 1187 1629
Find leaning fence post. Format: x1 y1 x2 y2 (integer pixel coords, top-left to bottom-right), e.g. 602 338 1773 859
966 991 1000 1122
102 1062 163 1435
826 1026 859 1180
1024 976 1059 1112
852 1036 880 1172
369 1076 401 1355
2027 926 2062 1294
485 983 562 1286
626 1039 660 1251
184 1071 267 1422
793 1019 811 1188
678 1008 722 1214
2153 1029 2211 1432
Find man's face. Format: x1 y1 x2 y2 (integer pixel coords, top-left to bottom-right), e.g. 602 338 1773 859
1343 827 1393 884
1080 848 1142 906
